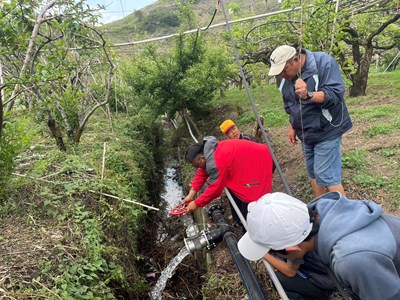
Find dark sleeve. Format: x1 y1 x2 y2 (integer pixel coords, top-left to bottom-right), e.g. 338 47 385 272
242 134 257 142
317 55 345 109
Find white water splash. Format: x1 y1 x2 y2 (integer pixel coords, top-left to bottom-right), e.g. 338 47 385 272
162 167 184 213
150 247 190 300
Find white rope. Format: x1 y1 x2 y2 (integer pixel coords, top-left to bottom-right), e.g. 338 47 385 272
69 6 311 51
298 0 306 155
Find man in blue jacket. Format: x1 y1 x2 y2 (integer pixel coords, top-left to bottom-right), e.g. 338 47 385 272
269 45 352 197
238 192 400 300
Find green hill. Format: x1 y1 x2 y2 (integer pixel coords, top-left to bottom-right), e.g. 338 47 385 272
101 0 283 45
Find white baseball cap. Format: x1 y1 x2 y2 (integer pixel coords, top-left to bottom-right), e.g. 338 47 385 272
268 45 297 76
238 192 312 261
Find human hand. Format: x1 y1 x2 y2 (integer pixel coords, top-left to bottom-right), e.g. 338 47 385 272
182 195 193 204
185 201 198 213
295 78 308 100
288 125 298 146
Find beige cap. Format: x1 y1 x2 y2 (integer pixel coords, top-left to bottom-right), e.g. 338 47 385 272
268 45 296 76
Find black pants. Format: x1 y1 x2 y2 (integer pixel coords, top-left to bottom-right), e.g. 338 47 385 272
227 189 248 226
276 271 333 299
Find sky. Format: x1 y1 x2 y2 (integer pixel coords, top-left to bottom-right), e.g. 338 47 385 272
84 0 158 23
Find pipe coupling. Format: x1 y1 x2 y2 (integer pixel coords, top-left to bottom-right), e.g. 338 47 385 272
184 230 216 255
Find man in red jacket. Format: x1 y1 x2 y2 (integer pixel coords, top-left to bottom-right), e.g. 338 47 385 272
183 136 274 217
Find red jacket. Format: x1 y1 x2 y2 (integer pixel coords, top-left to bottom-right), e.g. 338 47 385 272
192 137 273 207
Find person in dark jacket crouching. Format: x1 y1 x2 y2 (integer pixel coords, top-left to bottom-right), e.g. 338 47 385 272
238 192 400 300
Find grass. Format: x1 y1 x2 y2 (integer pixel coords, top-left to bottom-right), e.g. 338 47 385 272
352 173 389 190
342 149 367 169
213 82 288 129
349 104 397 120
378 147 397 157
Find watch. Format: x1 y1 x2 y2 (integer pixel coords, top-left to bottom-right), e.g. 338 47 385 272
305 91 314 100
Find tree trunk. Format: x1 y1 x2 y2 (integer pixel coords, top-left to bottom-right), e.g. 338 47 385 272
74 126 84 144
349 46 373 97
47 111 66 151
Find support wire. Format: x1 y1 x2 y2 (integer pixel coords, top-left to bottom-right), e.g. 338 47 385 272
218 0 292 197
219 1 291 299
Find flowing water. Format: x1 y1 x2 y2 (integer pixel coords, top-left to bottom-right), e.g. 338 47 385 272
157 166 199 243
161 166 184 213
151 164 198 299
150 247 190 300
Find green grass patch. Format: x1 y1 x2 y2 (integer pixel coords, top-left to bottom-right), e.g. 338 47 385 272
342 149 368 169
214 83 288 128
368 70 400 93
349 104 397 120
378 147 397 157
353 173 389 190
365 123 396 137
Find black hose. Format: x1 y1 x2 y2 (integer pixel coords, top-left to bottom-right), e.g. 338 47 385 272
208 206 267 300
224 232 267 300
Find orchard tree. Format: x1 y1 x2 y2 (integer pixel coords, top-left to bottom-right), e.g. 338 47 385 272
0 0 114 150
299 0 400 96
225 0 399 97
124 34 232 138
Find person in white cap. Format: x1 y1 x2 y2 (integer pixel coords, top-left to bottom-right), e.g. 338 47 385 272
268 45 352 198
238 192 400 300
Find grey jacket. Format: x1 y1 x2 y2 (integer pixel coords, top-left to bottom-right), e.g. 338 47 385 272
308 192 400 300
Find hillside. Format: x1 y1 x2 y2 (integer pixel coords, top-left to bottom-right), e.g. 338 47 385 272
101 0 283 45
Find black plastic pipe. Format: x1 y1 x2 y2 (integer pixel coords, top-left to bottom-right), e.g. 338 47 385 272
208 205 267 300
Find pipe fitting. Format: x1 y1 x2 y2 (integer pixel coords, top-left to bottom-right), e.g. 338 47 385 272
184 230 214 254
184 205 233 255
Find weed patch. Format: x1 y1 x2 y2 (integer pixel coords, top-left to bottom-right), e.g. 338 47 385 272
342 149 367 169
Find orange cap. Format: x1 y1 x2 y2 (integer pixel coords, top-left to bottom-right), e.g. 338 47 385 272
220 119 235 133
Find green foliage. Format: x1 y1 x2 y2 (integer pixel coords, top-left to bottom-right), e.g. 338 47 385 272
353 173 388 190
365 123 395 137
213 83 288 129
342 149 367 169
137 8 180 33
0 105 162 297
0 114 34 197
1 0 113 148
124 35 231 120
35 201 131 299
176 0 197 30
258 107 288 128
378 148 397 158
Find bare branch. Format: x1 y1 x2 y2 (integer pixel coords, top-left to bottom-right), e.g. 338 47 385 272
6 0 58 112
74 23 115 142
367 13 400 44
